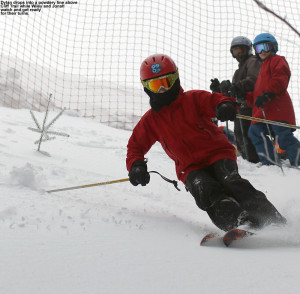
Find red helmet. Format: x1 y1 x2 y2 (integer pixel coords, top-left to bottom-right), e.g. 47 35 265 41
140 54 177 81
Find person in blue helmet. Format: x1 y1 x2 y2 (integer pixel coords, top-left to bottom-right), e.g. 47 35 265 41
246 33 300 166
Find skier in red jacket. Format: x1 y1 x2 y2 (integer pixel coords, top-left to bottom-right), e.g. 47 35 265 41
126 54 286 231
247 33 300 166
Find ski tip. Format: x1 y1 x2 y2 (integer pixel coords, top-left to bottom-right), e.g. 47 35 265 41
200 233 218 246
223 229 254 247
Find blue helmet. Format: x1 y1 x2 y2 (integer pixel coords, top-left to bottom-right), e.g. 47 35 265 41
253 33 278 53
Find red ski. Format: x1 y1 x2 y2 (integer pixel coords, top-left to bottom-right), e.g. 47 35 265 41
200 229 254 247
223 229 254 247
200 233 220 246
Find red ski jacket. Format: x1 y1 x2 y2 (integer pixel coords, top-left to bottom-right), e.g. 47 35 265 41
126 88 236 183
246 55 296 126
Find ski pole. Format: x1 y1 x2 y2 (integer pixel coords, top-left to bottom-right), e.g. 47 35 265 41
260 109 275 143
46 178 129 193
46 171 180 193
225 121 229 139
237 115 249 161
235 95 250 161
236 114 300 130
259 107 283 173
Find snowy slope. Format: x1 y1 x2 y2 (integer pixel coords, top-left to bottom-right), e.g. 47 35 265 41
0 106 300 294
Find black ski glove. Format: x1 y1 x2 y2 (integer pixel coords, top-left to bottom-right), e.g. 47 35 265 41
215 101 237 122
229 84 245 99
210 78 220 93
129 161 150 186
219 80 232 96
255 92 276 108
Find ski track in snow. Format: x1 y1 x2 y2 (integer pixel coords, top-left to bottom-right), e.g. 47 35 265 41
0 106 300 294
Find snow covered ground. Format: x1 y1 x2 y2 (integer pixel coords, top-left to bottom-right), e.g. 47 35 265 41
0 105 300 294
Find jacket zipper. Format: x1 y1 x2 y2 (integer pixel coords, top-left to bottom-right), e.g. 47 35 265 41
196 124 213 138
163 139 180 166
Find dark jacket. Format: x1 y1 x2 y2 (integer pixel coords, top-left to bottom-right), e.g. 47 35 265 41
126 88 236 183
246 55 296 126
232 55 262 163
233 55 262 95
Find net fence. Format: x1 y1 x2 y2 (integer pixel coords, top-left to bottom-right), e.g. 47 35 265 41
0 0 300 130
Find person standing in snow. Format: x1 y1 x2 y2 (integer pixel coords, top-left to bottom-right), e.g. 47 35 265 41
210 36 261 163
246 33 300 166
126 54 286 231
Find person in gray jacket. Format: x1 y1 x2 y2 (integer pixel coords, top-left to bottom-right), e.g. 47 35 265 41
210 36 262 163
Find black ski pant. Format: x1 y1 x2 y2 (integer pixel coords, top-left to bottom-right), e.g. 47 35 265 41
234 104 260 163
185 159 286 231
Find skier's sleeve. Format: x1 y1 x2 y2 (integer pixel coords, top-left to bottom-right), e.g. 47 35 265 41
126 114 157 171
235 57 262 93
195 90 236 117
265 56 291 95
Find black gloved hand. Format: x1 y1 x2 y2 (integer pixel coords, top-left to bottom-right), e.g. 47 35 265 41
219 80 232 96
229 84 245 99
129 161 150 186
255 92 276 108
215 101 237 121
210 78 220 93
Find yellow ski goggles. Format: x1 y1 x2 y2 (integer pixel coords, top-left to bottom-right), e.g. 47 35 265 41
141 71 179 93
